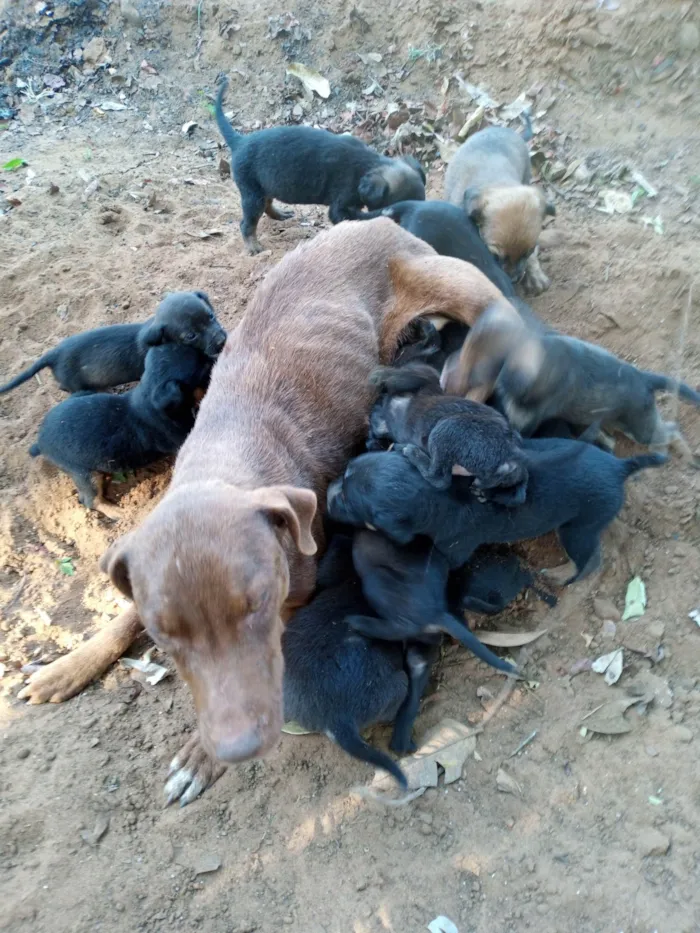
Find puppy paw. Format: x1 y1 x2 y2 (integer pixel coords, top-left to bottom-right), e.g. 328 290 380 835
539 560 577 587
521 252 551 295
164 733 226 807
390 734 416 755
243 236 264 255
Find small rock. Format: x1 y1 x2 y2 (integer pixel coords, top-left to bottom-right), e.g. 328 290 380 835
16 748 30 760
670 725 693 744
419 823 432 836
292 104 303 118
419 812 433 825
638 828 670 857
678 22 699 53
83 37 107 66
573 162 592 184
593 597 621 622
48 182 59 195
645 745 659 757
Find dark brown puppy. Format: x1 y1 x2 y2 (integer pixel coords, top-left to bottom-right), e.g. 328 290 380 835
368 361 528 500
21 220 523 806
444 126 555 294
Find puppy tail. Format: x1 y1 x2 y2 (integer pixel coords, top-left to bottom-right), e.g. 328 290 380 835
29 443 41 457
329 722 407 788
644 371 700 407
439 614 520 676
0 350 56 395
621 452 669 479
214 78 244 155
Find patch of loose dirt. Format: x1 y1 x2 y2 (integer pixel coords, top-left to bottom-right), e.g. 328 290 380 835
2 1 700 931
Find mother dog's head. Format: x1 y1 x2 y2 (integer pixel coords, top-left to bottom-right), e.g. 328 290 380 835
100 481 317 762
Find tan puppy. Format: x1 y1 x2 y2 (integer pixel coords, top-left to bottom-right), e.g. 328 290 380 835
21 220 511 806
444 126 555 294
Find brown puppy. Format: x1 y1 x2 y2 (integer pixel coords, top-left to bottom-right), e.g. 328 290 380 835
20 220 509 806
444 126 555 295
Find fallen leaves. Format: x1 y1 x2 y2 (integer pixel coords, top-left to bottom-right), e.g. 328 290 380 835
371 718 477 792
281 721 315 735
57 557 76 576
580 690 654 735
477 629 546 648
591 648 624 686
286 62 331 99
3 158 26 171
496 768 522 795
120 648 169 686
622 576 647 620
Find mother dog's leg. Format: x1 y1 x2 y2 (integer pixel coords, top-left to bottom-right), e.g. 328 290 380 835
165 733 227 807
18 605 143 703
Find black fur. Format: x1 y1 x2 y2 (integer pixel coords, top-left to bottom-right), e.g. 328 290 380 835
282 536 409 785
29 344 213 512
448 548 557 614
215 79 425 253
368 361 528 499
1 291 226 395
327 443 667 581
359 199 517 299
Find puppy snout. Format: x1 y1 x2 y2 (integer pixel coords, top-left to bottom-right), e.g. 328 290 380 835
213 727 263 763
211 330 227 354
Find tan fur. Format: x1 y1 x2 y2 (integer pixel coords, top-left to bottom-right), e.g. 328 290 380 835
477 185 547 262
23 218 512 764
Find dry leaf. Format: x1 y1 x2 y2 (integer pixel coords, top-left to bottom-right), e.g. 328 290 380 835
582 691 653 735
181 121 198 136
592 648 624 685
457 106 485 139
184 229 224 239
622 576 646 620
193 853 221 875
499 92 530 122
435 135 459 163
99 101 128 112
453 75 499 109
476 629 546 648
120 650 169 686
372 718 477 792
286 63 331 99
281 721 315 735
496 768 522 795
599 189 633 214
358 52 383 64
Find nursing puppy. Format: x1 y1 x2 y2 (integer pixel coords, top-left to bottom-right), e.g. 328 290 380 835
29 344 212 518
449 548 557 615
368 361 528 500
361 200 517 299
215 79 425 253
444 126 555 294
444 302 700 461
327 445 666 583
0 291 226 395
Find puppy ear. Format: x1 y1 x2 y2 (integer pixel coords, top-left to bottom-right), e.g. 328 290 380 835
194 290 214 310
151 380 184 411
463 187 483 223
141 321 166 347
253 485 318 556
358 170 390 209
99 534 134 600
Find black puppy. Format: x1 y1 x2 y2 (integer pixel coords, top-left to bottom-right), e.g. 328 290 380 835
327 443 667 584
215 79 426 253
361 199 517 299
282 533 409 785
368 362 528 499
29 344 212 518
449 548 557 614
393 319 469 373
1 291 226 395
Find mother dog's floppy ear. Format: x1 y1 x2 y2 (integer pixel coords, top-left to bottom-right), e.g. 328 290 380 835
100 533 135 600
358 169 390 209
252 485 318 556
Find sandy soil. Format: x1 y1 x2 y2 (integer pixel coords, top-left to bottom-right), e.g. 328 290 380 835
1 1 700 931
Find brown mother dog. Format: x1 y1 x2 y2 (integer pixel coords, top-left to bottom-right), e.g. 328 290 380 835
20 219 505 804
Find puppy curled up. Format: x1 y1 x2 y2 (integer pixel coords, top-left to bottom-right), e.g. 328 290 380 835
368 360 528 502
29 344 213 518
215 79 426 254
0 291 226 396
444 125 555 294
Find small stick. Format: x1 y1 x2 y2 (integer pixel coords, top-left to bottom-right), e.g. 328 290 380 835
509 729 538 758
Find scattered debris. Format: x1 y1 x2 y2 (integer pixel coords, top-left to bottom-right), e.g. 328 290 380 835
181 121 198 137
453 74 499 109
82 37 108 66
435 135 459 163
638 828 670 858
184 228 224 239
591 648 624 686
48 182 59 195
281 721 315 735
581 690 654 735
496 768 522 795
371 718 478 792
631 170 657 198
622 577 646 620
642 215 664 236
358 52 383 65
428 917 459 933
80 814 110 847
120 648 169 686
57 557 76 576
599 189 634 215
3 158 26 171
500 92 530 123
286 62 330 99
593 597 621 623
476 629 546 648
456 106 485 139
509 730 538 758
690 608 700 627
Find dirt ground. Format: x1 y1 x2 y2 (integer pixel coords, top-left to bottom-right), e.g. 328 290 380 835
1 0 700 931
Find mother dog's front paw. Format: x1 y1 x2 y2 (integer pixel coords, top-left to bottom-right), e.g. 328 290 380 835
164 733 226 807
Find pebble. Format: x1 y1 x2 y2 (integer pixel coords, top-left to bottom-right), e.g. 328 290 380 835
638 828 670 857
419 823 432 836
419 812 433 825
670 725 693 744
645 745 659 757
16 748 30 760
592 597 621 622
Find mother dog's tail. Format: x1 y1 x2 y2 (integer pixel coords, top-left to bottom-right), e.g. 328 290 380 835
214 79 244 156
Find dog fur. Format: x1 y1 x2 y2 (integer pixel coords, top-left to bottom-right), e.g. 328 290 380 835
29 344 213 517
215 79 425 254
444 126 555 294
368 361 528 498
448 547 557 614
327 444 666 583
0 291 226 395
